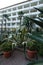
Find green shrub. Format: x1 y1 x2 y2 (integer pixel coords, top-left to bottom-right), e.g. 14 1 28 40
39 43 43 56
1 41 12 52
27 40 39 51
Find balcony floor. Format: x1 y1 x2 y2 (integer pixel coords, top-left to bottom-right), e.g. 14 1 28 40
0 50 28 65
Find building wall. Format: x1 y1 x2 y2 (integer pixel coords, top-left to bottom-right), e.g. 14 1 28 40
0 0 43 31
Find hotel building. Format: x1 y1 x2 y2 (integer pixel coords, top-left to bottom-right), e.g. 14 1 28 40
0 0 43 32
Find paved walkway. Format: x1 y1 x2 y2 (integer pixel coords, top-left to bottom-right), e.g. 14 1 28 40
0 50 28 65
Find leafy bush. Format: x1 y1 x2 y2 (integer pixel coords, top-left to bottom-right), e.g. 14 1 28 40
27 40 39 51
39 43 43 56
1 41 12 52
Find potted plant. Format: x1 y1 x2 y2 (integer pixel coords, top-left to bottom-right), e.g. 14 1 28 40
26 40 39 59
1 40 12 58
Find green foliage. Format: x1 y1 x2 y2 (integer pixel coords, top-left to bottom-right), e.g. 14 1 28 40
27 40 39 51
34 7 43 14
18 11 24 31
1 41 12 52
2 14 10 20
39 43 43 56
28 17 43 28
18 11 24 16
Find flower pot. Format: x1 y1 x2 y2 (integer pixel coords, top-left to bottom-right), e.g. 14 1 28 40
27 50 37 58
3 51 11 58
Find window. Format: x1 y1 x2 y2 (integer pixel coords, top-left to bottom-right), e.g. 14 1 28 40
17 22 20 25
31 2 37 6
12 12 16 16
8 9 11 12
9 19 11 21
23 10 29 14
13 7 16 11
24 4 29 8
30 9 37 12
18 6 22 9
1 10 7 13
12 18 16 21
7 23 10 26
17 17 20 20
8 14 11 16
30 15 36 18
12 23 15 25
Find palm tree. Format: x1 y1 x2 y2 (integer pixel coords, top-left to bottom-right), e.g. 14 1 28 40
2 14 10 32
23 16 33 33
23 16 29 31
28 17 43 28
34 7 43 14
18 11 24 31
36 17 43 22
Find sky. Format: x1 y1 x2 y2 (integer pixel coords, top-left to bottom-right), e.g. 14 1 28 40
0 0 27 9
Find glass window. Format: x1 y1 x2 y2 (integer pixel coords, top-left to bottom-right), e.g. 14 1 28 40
12 23 15 25
17 17 20 20
8 9 11 12
24 4 29 8
31 2 37 6
17 22 20 25
30 9 37 12
1 10 7 13
8 14 11 16
13 7 16 11
18 6 22 9
23 10 29 14
9 19 11 21
12 12 16 16
7 23 10 26
12 18 16 21
30 15 36 18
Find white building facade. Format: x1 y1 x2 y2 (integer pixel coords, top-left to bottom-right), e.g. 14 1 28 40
0 0 43 31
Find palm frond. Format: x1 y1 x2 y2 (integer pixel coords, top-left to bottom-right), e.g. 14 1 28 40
34 7 43 14
36 17 43 22
28 17 43 28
